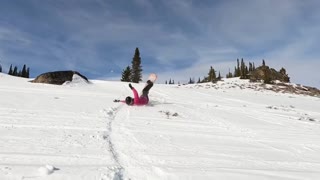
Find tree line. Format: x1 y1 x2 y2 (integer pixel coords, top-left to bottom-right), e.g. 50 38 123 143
165 58 289 85
0 63 30 78
119 47 289 85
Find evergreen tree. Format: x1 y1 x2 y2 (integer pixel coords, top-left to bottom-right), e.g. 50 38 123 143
226 72 233 78
239 59 249 79
121 66 132 82
165 80 167 84
263 66 272 84
13 66 18 76
207 66 216 82
0 64 2 72
169 79 172 84
233 59 241 77
249 62 253 72
130 47 143 83
226 68 233 78
8 64 13 75
233 66 237 77
21 64 27 78
197 77 201 83
241 59 247 78
217 71 222 80
262 59 266 66
240 58 245 78
236 59 241 77
26 67 30 78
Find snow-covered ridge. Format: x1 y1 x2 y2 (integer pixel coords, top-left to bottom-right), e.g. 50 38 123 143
180 78 320 97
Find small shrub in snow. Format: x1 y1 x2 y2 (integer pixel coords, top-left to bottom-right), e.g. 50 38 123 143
159 111 179 118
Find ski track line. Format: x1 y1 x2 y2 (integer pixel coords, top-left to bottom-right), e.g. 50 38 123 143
0 152 108 160
0 123 106 131
103 105 127 180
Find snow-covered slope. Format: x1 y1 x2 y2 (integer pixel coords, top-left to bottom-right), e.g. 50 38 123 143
1 73 320 180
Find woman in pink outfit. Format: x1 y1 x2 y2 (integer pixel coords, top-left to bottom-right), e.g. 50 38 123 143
114 80 153 106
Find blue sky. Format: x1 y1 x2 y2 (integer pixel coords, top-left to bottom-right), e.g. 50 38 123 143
0 0 319 87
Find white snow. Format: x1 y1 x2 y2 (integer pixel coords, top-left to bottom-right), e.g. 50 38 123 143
1 72 320 180
38 165 57 176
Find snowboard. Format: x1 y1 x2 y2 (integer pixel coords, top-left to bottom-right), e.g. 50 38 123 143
148 73 157 83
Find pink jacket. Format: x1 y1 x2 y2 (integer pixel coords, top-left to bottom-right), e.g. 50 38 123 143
121 88 149 105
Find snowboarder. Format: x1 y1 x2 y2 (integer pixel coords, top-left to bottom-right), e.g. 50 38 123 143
114 80 154 106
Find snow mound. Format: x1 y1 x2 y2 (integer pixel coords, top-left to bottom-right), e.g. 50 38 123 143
38 165 58 176
63 74 90 86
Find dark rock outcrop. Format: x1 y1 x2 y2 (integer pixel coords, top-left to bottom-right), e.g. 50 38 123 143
31 71 89 85
250 66 290 83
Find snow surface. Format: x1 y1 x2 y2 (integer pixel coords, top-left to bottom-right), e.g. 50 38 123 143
1 73 320 180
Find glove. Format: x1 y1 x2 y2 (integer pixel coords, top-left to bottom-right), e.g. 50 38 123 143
129 83 133 89
113 99 120 102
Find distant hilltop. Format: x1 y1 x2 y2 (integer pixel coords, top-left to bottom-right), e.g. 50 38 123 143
181 77 320 97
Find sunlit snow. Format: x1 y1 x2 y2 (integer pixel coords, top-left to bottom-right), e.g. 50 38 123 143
1 73 320 180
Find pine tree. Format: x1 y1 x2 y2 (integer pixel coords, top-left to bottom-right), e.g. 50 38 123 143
226 68 233 78
239 58 246 79
249 62 253 72
8 64 13 75
207 66 216 82
21 64 27 78
217 71 222 80
131 47 143 83
26 67 30 78
0 64 2 72
262 59 266 66
240 58 244 78
13 66 18 76
121 66 132 82
197 77 201 83
236 59 241 77
203 66 217 82
263 66 272 84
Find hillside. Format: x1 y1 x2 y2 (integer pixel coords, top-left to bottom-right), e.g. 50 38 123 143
193 79 320 97
0 73 320 180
